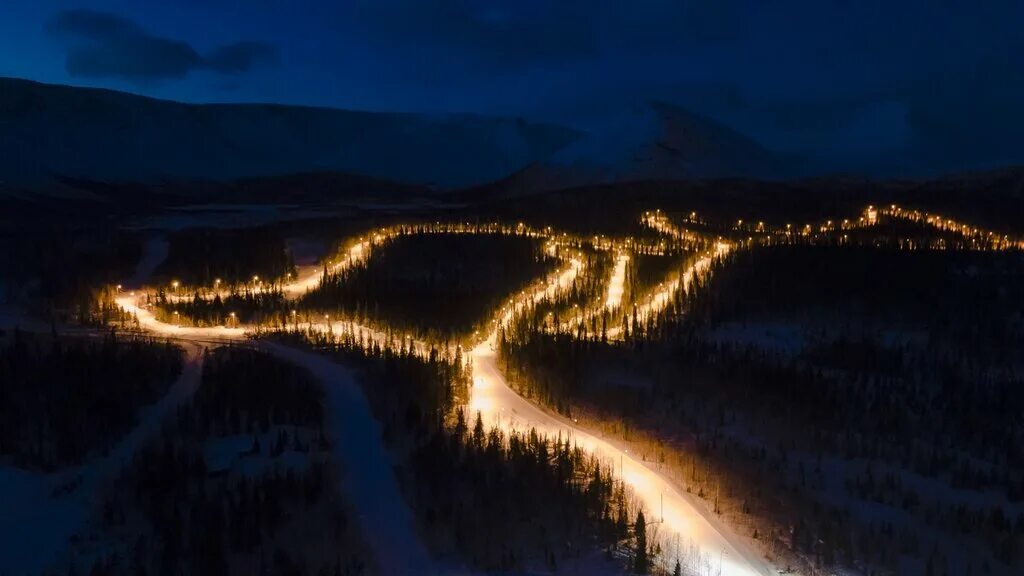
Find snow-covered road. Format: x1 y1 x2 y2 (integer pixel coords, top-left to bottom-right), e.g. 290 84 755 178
469 338 772 576
113 289 435 575
257 342 432 575
469 243 773 576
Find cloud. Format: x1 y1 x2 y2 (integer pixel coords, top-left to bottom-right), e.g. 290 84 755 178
47 10 277 82
35 2 1024 175
205 42 279 74
341 0 596 72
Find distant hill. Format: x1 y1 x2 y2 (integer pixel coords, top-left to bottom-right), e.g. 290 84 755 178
0 78 578 190
463 101 795 199
0 79 826 201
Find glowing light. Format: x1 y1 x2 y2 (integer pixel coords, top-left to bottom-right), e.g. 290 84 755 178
605 253 629 309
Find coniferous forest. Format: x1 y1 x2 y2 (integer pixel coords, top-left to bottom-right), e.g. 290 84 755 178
62 347 373 576
301 233 558 341
4 156 1024 576
271 328 653 573
0 330 182 470
498 241 1024 574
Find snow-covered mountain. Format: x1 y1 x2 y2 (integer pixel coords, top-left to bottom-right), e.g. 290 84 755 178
468 101 794 198
0 78 578 190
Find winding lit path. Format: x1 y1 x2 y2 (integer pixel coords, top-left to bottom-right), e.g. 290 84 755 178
114 222 774 575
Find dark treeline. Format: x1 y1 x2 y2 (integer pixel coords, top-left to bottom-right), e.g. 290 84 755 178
472 172 1024 237
155 227 296 287
301 233 558 341
191 347 324 436
0 330 181 470
410 409 642 572
272 326 471 442
499 330 1024 574
622 252 683 307
0 217 141 322
678 212 1013 250
70 347 371 576
685 245 1024 364
677 246 1024 499
523 249 612 332
80 285 139 327
152 287 287 327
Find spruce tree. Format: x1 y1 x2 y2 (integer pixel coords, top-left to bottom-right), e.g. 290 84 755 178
634 510 648 574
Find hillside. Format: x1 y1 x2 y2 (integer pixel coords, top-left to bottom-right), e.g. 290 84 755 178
464 101 793 199
0 78 578 190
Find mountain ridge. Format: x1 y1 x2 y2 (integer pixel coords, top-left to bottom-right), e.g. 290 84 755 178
459 100 796 199
0 77 579 190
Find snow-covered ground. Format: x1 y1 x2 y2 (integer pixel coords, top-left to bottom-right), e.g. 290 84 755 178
128 235 169 286
605 253 629 310
706 321 807 356
0 465 89 575
258 342 433 575
0 343 204 575
202 431 313 477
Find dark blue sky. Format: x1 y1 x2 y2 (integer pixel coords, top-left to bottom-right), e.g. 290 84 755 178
3 1 1023 172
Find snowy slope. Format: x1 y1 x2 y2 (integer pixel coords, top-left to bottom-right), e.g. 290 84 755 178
0 78 578 189
468 101 792 198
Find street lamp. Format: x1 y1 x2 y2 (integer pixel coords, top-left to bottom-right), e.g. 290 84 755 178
661 489 666 523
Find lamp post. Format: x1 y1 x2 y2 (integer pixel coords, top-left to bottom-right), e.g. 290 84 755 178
661 489 665 523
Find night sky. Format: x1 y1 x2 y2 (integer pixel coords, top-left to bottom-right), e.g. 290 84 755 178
3 1 1023 171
